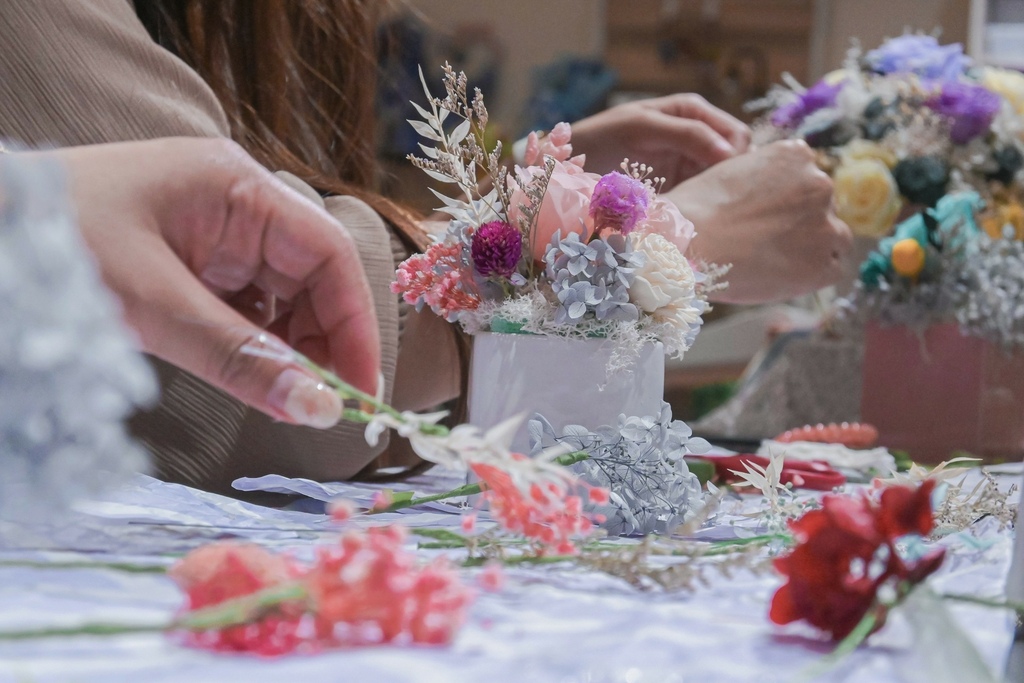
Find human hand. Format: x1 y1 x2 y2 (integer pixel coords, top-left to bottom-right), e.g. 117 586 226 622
47 138 380 428
668 140 854 304
569 94 752 186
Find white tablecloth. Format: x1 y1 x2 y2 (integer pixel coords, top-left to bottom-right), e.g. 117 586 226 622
0 468 1018 683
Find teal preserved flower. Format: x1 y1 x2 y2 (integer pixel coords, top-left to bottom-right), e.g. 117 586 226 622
859 249 893 289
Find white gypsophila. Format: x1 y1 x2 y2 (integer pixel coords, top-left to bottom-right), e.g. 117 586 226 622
991 100 1024 147
0 153 156 527
833 73 875 120
629 232 703 337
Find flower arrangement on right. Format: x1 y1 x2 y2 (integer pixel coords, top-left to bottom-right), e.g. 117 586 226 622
753 34 1024 349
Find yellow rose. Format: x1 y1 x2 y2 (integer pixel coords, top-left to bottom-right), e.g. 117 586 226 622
833 158 902 238
840 140 897 169
983 67 1024 116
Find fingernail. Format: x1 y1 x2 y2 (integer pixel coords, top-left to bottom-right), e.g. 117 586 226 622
715 139 737 157
268 368 342 429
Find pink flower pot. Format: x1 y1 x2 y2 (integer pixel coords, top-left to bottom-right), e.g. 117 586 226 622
860 322 1024 462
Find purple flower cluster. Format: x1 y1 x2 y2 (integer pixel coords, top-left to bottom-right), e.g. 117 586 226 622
866 35 969 81
771 79 844 128
470 220 522 279
927 81 1002 144
588 172 650 234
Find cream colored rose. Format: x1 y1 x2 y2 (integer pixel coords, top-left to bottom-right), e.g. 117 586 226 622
983 67 1024 116
833 158 902 238
840 140 897 168
629 233 702 331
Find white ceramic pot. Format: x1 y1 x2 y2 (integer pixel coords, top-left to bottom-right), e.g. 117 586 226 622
468 332 665 454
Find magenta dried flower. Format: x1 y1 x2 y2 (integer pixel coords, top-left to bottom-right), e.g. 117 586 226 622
589 172 650 235
470 220 522 278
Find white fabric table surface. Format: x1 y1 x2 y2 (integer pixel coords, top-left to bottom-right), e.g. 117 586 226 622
0 466 1019 683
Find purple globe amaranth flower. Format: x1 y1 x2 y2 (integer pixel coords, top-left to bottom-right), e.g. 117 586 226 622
927 81 1001 144
470 220 522 279
866 35 969 81
771 79 844 128
589 172 650 235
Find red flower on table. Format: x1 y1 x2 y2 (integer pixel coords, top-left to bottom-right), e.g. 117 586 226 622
769 480 945 641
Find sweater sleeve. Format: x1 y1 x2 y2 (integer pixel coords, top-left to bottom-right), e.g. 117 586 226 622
0 0 402 491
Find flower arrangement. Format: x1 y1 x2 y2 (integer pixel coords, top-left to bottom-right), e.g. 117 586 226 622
752 34 1024 238
392 65 723 362
755 35 1024 350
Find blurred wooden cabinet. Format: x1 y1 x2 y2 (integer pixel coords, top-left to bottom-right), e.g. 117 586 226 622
604 0 815 120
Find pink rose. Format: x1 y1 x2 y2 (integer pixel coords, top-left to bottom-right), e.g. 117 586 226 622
508 160 600 261
635 198 696 254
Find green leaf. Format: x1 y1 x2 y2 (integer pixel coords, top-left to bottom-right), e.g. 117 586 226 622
412 528 468 543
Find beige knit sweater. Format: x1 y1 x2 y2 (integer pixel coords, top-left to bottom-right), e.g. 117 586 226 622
0 0 402 493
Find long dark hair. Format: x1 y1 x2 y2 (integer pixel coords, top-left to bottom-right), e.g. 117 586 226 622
135 0 431 250
136 1 469 477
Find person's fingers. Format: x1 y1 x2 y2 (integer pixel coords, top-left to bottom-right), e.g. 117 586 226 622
252 182 381 397
191 158 381 397
645 112 738 172
121 240 343 428
225 285 276 328
649 94 752 153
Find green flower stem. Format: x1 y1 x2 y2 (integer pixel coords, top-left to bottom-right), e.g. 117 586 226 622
0 622 168 640
300 357 449 436
697 533 791 557
369 483 483 515
941 592 1024 613
0 582 310 642
174 582 309 631
0 559 168 573
796 606 881 683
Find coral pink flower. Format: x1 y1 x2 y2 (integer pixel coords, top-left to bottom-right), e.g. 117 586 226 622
306 526 474 646
392 242 480 322
170 542 304 655
371 490 394 511
328 499 355 522
471 455 595 555
478 562 505 592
